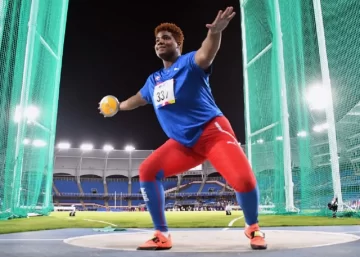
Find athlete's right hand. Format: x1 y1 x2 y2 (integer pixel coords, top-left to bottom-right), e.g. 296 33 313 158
206 6 236 34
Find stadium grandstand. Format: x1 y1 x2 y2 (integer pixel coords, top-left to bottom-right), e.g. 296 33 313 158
53 135 360 214
53 143 238 212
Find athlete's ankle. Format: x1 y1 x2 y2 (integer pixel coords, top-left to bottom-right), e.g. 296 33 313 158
161 231 169 237
157 230 169 237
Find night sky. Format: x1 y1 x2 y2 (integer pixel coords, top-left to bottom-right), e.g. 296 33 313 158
55 0 245 150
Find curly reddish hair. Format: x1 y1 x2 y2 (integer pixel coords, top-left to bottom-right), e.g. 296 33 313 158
154 23 184 52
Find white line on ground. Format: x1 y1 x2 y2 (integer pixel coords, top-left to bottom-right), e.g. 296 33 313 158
63 232 147 244
83 219 118 227
131 228 152 232
222 215 244 231
0 238 64 241
62 229 360 252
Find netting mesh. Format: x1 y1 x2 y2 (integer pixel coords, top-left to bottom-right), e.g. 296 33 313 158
241 0 360 216
0 0 69 220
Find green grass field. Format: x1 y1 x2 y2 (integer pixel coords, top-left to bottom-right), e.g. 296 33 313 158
0 211 359 234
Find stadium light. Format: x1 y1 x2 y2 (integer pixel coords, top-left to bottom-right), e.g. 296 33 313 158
306 84 330 110
14 105 40 123
124 145 135 152
14 106 21 123
25 105 40 122
32 139 46 147
57 142 71 149
103 144 114 151
313 123 329 133
297 131 307 137
256 139 264 144
23 138 31 145
80 143 93 151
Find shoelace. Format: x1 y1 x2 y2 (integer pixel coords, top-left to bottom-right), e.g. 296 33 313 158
147 236 160 243
250 231 265 239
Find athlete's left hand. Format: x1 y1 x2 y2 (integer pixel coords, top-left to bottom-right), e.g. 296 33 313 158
206 7 236 34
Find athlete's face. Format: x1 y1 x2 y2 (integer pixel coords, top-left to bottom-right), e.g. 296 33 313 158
155 31 180 61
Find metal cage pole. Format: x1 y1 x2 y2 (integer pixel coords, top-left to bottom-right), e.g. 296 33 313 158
273 0 295 212
240 0 252 164
312 0 343 210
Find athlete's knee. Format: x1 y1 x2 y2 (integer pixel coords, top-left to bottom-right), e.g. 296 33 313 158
139 161 156 182
139 161 164 182
227 169 257 193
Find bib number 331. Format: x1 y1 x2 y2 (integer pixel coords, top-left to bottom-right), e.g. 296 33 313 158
153 79 175 108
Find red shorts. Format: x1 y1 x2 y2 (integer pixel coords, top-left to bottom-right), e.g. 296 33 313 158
139 116 257 192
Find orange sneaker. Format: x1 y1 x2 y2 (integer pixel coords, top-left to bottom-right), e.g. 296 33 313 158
137 230 172 251
244 224 267 250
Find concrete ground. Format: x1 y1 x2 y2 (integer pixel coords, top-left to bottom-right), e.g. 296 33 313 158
0 226 359 257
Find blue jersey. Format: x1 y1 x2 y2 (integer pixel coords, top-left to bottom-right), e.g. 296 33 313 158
140 51 223 147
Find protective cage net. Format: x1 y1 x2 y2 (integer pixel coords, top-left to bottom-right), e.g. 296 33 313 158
241 0 360 216
0 0 69 220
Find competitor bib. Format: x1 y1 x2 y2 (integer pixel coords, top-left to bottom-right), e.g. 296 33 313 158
153 79 175 108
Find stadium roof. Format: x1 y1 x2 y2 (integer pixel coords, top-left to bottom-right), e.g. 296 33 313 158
54 148 211 178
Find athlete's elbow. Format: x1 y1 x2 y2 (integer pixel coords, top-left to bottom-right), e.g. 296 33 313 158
136 92 148 106
120 93 147 111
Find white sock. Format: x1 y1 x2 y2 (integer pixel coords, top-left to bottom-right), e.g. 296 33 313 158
161 231 169 237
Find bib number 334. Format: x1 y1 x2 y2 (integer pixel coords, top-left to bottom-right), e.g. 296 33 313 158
153 79 175 108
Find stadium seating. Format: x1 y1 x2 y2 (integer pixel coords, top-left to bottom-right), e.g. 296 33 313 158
81 179 104 194
201 182 223 193
52 148 360 212
53 178 79 193
107 179 128 194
